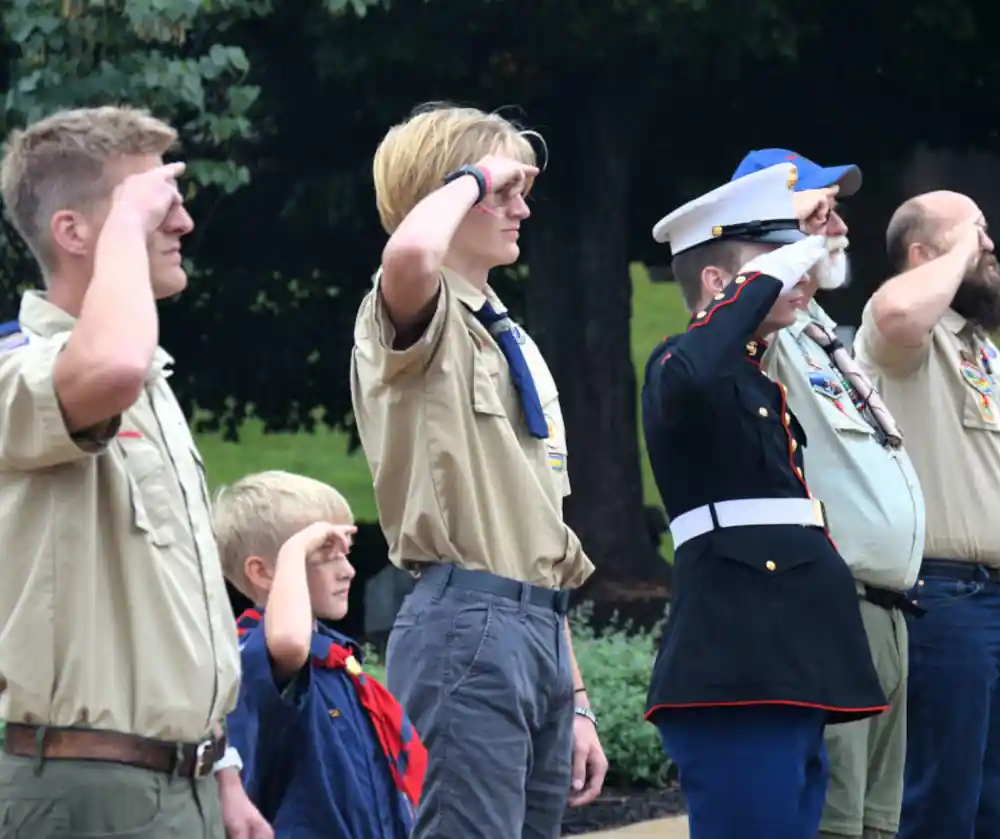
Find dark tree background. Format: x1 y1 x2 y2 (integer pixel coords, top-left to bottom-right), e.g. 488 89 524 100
3 0 999 624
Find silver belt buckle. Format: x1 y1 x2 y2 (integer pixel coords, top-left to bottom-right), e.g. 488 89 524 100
192 739 214 778
811 498 828 530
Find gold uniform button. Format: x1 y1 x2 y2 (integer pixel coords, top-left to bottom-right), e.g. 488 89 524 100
696 310 707 318
714 293 725 300
780 383 788 394
784 412 791 424
791 439 798 452
795 466 803 478
734 275 746 285
918 579 925 587
758 407 768 417
765 561 776 572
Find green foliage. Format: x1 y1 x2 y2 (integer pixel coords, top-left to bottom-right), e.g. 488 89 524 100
2 0 268 196
569 601 670 788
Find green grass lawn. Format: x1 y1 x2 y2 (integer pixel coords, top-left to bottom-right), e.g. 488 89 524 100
195 266 690 524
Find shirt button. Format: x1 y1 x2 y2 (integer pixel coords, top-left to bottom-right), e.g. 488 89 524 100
758 407 769 417
765 561 776 571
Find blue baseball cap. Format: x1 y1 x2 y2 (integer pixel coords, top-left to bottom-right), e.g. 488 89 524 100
731 148 862 196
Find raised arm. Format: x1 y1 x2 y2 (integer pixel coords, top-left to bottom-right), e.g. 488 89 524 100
53 162 186 433
379 156 538 343
650 235 829 395
871 219 984 349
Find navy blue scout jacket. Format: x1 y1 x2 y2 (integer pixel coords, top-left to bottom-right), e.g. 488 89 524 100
641 269 888 724
229 614 415 839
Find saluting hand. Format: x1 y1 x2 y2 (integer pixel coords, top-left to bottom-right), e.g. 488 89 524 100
793 186 838 231
474 154 539 198
942 217 990 273
738 235 830 293
110 161 186 235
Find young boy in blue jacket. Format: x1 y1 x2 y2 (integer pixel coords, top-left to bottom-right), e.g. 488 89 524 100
214 470 427 838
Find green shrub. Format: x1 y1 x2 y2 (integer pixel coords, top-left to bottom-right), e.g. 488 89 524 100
363 601 671 789
569 601 670 788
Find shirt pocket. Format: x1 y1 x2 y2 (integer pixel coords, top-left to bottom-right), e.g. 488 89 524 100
119 436 177 547
470 346 508 419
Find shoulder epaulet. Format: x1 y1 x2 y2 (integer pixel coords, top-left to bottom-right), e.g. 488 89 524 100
0 321 28 353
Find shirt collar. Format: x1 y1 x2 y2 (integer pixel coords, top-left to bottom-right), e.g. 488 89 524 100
941 307 972 336
18 290 174 379
788 298 836 339
441 267 507 314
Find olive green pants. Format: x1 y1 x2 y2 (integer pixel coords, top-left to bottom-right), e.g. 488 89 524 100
0 751 224 838
819 597 908 839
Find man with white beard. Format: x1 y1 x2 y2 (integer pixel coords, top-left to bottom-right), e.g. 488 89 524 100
732 150 926 839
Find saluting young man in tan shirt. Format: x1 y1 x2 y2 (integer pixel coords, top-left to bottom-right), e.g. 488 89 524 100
0 106 269 839
350 104 607 839
855 191 1000 839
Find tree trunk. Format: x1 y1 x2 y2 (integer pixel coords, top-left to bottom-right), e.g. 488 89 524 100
524 81 670 614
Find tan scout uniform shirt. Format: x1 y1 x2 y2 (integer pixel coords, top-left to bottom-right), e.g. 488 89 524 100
765 302 925 591
0 292 240 741
350 268 594 589
856 302 1000 566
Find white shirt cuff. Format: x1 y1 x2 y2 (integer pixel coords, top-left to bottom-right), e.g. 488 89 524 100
213 745 243 774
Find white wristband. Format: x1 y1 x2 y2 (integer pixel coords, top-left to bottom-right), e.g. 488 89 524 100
213 745 244 775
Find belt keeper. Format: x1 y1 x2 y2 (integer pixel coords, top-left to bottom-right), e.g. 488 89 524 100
172 742 184 780
32 725 46 776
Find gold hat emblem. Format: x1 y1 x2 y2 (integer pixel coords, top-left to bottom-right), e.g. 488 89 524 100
787 165 798 189
711 225 723 237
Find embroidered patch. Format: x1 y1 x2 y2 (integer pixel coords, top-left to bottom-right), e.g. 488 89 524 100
808 372 848 415
959 360 993 396
545 417 567 472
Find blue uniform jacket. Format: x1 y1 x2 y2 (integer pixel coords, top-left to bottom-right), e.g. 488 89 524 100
641 269 888 724
229 620 412 839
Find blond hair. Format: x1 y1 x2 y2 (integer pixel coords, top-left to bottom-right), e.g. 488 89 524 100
213 470 354 596
373 103 543 233
0 105 178 268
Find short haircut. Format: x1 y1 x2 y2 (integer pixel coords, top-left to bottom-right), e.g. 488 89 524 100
885 199 929 274
0 105 178 268
372 102 541 234
213 470 354 596
670 240 754 311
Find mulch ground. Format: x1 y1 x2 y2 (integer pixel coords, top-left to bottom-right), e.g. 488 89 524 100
560 783 686 835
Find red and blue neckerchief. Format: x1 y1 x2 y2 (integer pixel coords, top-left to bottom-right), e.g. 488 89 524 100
237 608 427 808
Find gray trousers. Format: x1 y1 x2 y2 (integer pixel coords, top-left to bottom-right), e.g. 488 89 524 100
386 564 574 839
0 751 223 838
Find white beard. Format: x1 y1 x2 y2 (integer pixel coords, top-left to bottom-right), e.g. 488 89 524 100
813 235 850 290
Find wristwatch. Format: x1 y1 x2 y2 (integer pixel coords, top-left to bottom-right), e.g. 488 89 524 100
574 706 598 729
443 164 488 204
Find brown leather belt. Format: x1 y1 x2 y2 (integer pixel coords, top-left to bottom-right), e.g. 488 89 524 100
3 723 226 778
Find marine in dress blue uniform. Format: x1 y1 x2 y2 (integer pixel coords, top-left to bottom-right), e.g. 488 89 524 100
642 163 888 839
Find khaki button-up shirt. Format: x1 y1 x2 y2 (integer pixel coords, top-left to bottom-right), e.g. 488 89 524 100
0 292 240 741
765 302 925 591
856 303 1000 566
350 269 594 589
